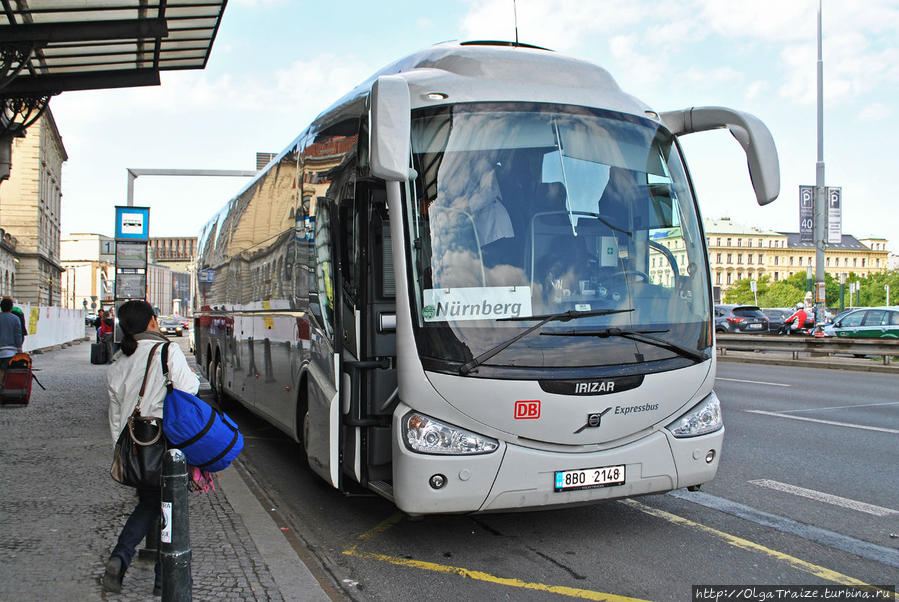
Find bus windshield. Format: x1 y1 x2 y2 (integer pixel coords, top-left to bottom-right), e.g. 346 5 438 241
407 103 711 374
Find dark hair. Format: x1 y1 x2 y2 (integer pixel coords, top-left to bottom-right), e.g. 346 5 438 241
0 297 12 312
117 300 155 356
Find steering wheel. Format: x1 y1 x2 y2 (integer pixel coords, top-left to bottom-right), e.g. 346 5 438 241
612 270 650 283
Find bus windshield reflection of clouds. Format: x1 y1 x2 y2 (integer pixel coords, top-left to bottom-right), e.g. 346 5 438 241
409 104 709 370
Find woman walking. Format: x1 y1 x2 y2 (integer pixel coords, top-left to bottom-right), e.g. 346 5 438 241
102 300 199 595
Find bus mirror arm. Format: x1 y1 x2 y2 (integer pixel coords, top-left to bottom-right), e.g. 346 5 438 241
660 106 780 206
370 75 413 182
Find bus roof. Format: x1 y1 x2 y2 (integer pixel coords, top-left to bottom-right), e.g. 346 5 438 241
318 40 652 127
202 41 657 234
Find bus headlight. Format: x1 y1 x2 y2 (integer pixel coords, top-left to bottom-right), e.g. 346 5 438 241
403 411 498 455
666 392 722 438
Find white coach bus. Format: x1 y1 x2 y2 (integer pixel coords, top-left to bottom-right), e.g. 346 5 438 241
193 41 779 515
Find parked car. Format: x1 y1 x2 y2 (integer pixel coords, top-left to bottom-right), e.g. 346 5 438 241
85 312 98 326
158 317 184 337
761 308 792 333
820 309 853 336
714 304 770 334
827 306 899 339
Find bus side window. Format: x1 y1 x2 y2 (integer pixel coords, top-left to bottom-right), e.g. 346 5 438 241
339 198 360 305
312 199 335 338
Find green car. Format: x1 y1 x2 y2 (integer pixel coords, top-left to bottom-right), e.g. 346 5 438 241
830 306 899 339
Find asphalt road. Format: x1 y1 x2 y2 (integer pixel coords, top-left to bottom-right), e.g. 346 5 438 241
198 342 898 602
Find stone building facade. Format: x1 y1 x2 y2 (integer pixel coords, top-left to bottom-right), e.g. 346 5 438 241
149 236 196 273
703 217 890 294
0 110 67 304
60 233 115 310
0 227 17 298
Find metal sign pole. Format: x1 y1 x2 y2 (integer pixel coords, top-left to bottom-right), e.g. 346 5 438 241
813 0 826 325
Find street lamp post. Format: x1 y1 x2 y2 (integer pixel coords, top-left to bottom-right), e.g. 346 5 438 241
813 0 827 326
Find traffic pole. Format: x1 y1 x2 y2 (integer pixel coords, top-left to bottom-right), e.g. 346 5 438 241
161 449 191 601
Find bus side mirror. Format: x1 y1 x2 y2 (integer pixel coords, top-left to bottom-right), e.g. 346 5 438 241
370 75 412 181
660 106 780 206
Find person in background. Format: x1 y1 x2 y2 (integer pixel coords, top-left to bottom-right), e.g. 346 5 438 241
0 297 24 388
94 309 106 343
782 302 809 334
10 304 26 339
103 300 199 595
100 309 115 362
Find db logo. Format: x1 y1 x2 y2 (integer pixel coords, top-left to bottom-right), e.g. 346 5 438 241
514 400 541 419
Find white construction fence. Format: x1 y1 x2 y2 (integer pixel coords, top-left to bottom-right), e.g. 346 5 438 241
17 304 88 353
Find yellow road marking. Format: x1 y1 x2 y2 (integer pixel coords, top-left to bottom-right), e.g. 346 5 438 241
344 547 647 601
342 512 646 601
343 512 403 554
620 499 884 593
342 501 886 600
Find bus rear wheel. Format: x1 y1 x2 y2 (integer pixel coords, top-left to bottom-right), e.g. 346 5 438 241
212 356 230 411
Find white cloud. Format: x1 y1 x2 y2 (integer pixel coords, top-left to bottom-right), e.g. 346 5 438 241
460 0 648 51
857 102 891 122
607 34 674 88
745 80 769 101
684 66 742 85
698 0 816 43
54 53 372 125
778 31 899 107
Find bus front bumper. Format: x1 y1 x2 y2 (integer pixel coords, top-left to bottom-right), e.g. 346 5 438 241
392 415 723 515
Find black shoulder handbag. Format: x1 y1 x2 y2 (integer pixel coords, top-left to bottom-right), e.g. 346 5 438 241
110 343 167 488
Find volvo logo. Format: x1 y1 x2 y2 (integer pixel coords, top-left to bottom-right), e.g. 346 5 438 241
574 408 612 433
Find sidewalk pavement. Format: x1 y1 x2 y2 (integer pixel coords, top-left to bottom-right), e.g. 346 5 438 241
0 340 332 601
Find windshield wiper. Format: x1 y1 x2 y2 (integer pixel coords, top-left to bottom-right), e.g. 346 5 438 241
541 327 707 363
458 308 634 375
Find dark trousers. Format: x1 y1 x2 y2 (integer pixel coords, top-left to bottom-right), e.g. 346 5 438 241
103 333 114 363
110 486 161 583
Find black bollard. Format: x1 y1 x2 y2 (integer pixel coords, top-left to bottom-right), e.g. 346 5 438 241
161 449 191 601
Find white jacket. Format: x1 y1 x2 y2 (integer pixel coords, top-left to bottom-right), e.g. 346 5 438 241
108 338 200 446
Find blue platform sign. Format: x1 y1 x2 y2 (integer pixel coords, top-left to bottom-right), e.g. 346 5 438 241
115 206 150 240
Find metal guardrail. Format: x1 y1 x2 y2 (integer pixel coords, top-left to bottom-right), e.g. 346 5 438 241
716 334 899 365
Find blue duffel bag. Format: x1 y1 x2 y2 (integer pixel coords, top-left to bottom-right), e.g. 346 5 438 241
160 343 243 472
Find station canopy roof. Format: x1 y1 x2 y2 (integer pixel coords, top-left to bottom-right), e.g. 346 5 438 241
0 0 227 96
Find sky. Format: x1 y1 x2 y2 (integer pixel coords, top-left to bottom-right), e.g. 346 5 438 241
51 0 899 252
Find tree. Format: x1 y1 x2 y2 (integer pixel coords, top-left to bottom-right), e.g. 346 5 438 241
848 270 899 307
723 274 774 305
724 269 899 309
759 281 804 308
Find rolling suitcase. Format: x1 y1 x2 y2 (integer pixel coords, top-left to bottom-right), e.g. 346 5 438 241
1 353 43 405
91 342 108 365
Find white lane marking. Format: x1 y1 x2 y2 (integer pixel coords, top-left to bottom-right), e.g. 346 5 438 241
779 401 899 414
715 377 791 387
749 479 898 517
745 409 899 434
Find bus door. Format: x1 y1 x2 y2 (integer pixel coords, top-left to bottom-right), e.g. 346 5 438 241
306 191 398 491
339 187 397 490
305 197 342 487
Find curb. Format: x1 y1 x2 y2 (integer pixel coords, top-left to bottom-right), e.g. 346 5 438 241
27 336 90 355
217 464 333 601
